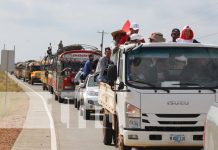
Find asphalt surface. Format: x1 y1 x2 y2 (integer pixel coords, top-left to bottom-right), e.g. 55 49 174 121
12 76 204 150
13 77 116 150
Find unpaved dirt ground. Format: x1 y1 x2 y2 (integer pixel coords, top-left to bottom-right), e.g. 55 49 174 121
0 92 29 150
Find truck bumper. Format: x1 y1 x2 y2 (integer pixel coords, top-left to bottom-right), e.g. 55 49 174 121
32 78 41 83
60 91 75 100
123 129 203 147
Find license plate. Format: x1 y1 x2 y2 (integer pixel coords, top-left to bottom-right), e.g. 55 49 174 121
170 134 185 143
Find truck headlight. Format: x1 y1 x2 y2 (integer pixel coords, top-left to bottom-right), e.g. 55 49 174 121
126 103 141 128
87 91 98 96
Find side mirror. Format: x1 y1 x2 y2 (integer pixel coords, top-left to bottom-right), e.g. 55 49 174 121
94 73 99 82
118 82 125 90
107 65 117 83
79 83 86 88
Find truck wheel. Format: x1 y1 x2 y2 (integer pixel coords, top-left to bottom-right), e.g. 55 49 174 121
42 83 46 91
77 101 80 110
113 116 119 146
74 99 77 108
103 114 113 145
50 87 54 94
58 96 64 103
54 94 58 101
118 135 131 150
83 110 90 120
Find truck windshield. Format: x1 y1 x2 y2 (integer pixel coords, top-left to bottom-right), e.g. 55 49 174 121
87 76 98 87
31 66 41 71
62 61 81 72
126 47 218 89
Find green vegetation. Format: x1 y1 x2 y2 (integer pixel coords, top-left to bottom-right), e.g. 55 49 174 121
0 71 23 92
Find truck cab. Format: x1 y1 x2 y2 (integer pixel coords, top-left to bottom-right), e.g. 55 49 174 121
99 43 218 149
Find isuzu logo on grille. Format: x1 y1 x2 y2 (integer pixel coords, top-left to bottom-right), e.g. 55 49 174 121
167 101 189 105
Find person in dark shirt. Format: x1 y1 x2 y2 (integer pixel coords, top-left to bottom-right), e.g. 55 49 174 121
81 54 94 79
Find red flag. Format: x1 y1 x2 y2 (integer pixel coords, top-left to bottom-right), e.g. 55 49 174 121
122 20 131 33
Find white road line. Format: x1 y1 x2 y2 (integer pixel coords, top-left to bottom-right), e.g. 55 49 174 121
9 75 57 150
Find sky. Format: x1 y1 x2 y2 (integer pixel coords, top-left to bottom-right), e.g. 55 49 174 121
0 0 218 62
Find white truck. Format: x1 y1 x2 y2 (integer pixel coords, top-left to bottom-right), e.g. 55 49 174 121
98 43 218 150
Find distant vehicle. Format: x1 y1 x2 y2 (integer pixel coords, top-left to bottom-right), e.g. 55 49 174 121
40 56 52 91
28 61 42 85
79 74 100 120
51 44 101 103
99 43 218 149
22 60 36 82
204 102 218 150
14 62 25 79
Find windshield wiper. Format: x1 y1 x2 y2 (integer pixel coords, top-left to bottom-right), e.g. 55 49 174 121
173 83 216 93
133 81 170 93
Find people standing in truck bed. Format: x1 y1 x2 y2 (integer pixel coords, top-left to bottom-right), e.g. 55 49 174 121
148 32 166 42
176 25 200 43
96 47 114 82
171 28 180 42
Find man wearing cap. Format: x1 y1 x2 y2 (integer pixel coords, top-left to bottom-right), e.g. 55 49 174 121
171 28 180 42
176 25 200 43
119 22 144 44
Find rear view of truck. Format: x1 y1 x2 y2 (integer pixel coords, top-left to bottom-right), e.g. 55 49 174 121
99 43 218 150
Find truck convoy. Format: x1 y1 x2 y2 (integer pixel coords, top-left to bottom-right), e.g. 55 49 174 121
99 43 218 149
51 44 101 103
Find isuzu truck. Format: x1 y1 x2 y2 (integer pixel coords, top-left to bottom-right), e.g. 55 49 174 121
99 43 218 150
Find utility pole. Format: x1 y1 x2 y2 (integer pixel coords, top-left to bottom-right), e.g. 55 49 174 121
97 30 108 55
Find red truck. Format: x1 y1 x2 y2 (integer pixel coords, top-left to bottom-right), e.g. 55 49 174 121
51 44 101 103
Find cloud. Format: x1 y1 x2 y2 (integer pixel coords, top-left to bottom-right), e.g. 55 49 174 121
0 0 218 61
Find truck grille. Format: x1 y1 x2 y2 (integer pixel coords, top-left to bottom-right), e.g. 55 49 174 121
155 114 200 118
158 121 197 125
141 113 203 131
144 126 204 132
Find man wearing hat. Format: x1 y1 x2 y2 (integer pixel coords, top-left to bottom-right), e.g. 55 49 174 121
110 29 126 53
119 22 143 44
149 32 166 42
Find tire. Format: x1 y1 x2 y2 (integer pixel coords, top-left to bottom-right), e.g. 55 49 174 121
42 83 46 91
74 99 77 108
58 96 64 103
83 110 90 120
103 114 113 145
113 116 119 146
118 135 131 150
54 94 58 101
77 101 80 110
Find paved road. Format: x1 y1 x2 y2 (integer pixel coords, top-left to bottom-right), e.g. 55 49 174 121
12 76 203 150
12 76 116 150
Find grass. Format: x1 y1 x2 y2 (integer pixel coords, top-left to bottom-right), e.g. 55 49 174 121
0 71 23 92
0 71 28 118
